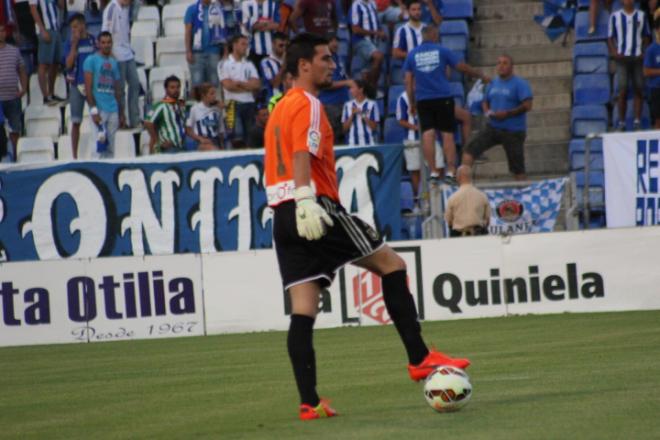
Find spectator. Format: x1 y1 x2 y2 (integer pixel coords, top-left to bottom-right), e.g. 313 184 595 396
185 0 225 88
462 55 532 181
241 0 280 64
404 25 486 184
278 0 296 33
102 0 140 128
268 71 293 112
12 0 38 50
420 0 442 26
145 75 187 153
1 0 17 40
83 31 124 158
392 0 424 60
259 31 286 102
221 0 240 43
444 165 490 237
289 0 338 35
396 89 445 197
63 13 96 158
247 104 268 148
0 23 28 160
609 0 651 131
643 18 660 128
350 0 385 85
376 0 405 29
186 82 224 150
589 0 612 35
29 0 65 105
320 34 353 144
0 103 6 161
342 79 380 146
218 35 261 145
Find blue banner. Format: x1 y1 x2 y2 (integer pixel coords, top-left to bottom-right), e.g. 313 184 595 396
0 145 402 262
442 178 568 235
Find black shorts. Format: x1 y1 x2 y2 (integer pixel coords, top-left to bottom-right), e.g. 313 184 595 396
650 88 660 122
273 197 385 290
417 97 456 133
465 125 527 175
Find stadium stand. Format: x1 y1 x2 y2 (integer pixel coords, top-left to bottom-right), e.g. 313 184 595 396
24 106 62 141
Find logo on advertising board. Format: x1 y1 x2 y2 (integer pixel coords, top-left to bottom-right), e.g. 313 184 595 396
339 246 424 325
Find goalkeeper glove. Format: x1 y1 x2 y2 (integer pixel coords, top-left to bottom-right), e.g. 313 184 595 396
294 186 334 241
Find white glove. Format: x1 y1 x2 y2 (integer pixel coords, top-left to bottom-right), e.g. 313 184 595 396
294 186 334 241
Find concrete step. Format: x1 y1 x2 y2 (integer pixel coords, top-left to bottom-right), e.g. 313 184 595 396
527 124 571 143
474 157 569 177
469 44 573 66
528 76 572 95
475 61 574 78
474 0 540 5
526 109 571 129
475 2 543 21
529 93 571 111
472 30 575 49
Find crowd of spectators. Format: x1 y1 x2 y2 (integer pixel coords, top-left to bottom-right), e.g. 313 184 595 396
0 0 457 162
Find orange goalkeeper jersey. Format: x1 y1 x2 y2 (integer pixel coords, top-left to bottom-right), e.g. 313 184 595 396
264 87 339 206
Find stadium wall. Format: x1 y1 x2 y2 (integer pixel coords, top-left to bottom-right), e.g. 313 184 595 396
2 226 660 347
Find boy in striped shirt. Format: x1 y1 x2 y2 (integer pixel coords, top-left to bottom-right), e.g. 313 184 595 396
341 79 380 146
145 76 187 153
608 0 651 130
242 0 280 63
350 0 385 85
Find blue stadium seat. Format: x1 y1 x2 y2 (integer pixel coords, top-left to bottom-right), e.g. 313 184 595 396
388 85 405 115
575 10 609 42
442 0 473 20
400 181 415 212
336 25 349 41
612 99 651 130
376 98 385 119
573 42 609 74
571 105 608 138
573 74 611 105
575 171 606 210
384 116 406 144
569 137 603 156
390 58 404 85
577 0 590 8
440 20 469 53
450 82 465 107
571 151 604 171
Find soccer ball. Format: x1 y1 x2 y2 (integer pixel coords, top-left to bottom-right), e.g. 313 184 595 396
423 366 472 412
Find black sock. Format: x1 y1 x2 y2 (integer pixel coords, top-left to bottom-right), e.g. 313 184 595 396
287 314 320 407
382 270 429 365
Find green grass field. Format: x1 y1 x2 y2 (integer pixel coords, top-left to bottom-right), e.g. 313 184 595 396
1 310 660 439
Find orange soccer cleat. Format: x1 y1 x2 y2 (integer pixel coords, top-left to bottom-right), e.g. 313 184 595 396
299 399 338 421
408 349 471 382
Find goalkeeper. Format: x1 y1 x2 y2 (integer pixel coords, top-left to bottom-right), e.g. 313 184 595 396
264 33 470 421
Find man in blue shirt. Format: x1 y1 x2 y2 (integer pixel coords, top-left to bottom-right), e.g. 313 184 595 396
319 33 353 144
63 13 96 158
185 0 226 87
643 18 660 129
463 54 533 181
404 25 487 184
83 31 124 158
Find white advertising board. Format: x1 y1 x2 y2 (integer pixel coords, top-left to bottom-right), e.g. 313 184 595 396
0 254 205 347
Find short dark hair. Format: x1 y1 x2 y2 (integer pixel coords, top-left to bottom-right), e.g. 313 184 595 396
164 75 181 89
229 34 247 50
285 33 330 77
68 12 86 25
97 31 112 42
407 0 422 6
272 31 288 42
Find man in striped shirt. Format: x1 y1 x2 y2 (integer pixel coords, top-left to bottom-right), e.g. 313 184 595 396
608 0 651 130
350 0 385 85
145 76 187 153
392 0 424 60
0 23 28 159
29 0 65 105
260 31 287 103
242 0 280 64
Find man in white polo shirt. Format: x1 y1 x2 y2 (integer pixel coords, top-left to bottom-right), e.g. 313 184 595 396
103 0 140 128
218 34 261 146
